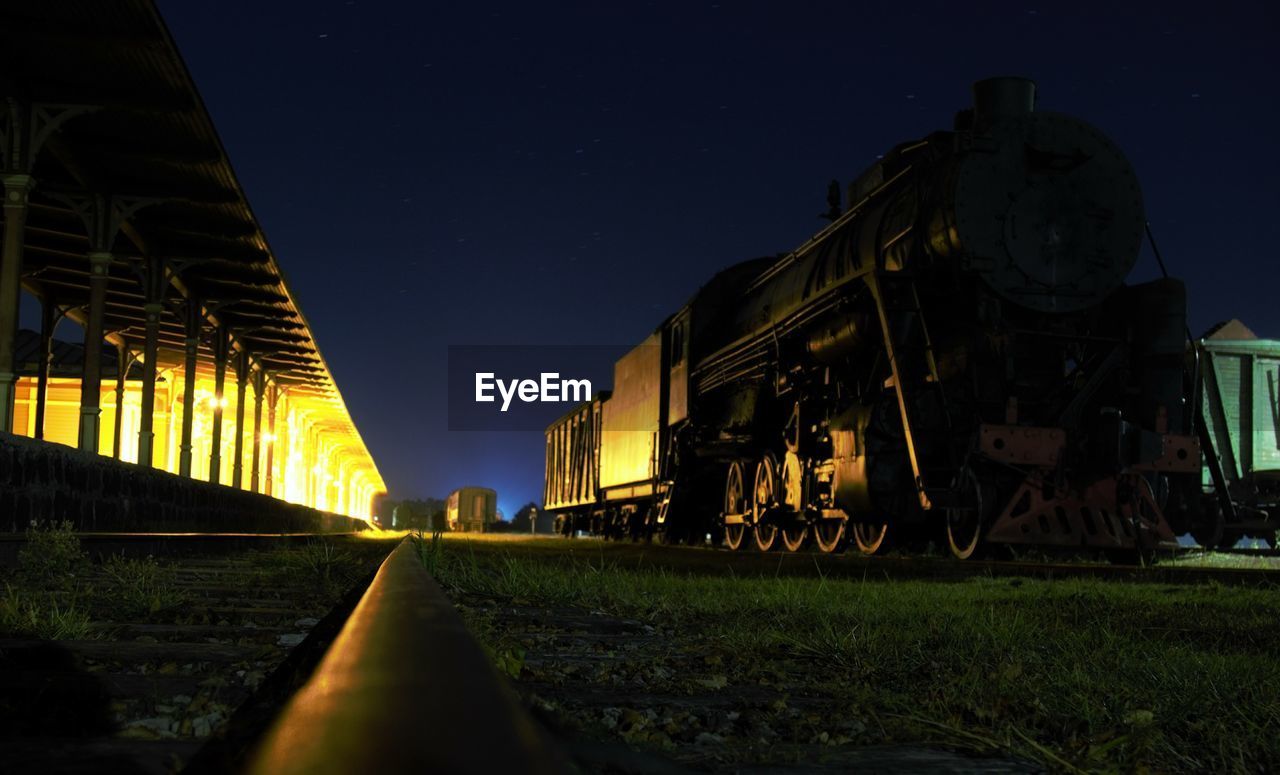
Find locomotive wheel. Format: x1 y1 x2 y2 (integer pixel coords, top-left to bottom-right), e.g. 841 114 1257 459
946 468 986 560
1099 476 1160 565
813 518 847 553
723 460 750 551
851 522 889 555
781 521 810 552
753 453 781 552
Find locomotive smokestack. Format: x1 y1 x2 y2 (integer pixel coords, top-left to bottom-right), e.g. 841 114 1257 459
972 77 1036 127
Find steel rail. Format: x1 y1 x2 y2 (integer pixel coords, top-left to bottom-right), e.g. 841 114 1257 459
245 540 568 775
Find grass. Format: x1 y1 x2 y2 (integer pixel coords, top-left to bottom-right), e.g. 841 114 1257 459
1168 550 1280 570
409 530 445 574
100 555 188 618
4 524 187 634
425 538 1280 773
1 522 94 639
0 584 93 639
262 539 367 600
17 520 88 588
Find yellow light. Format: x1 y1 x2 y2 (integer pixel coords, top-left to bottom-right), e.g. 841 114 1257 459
261 432 275 443
217 397 229 409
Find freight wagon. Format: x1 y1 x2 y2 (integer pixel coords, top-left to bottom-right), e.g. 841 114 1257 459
1195 321 1280 548
446 486 497 533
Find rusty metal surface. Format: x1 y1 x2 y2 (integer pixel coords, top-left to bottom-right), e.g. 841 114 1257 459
246 541 568 775
978 423 1065 467
985 471 1178 549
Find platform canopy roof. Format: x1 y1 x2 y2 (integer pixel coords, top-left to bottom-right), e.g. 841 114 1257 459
0 0 385 495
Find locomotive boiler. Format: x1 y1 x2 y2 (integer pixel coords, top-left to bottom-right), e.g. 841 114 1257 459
545 78 1203 560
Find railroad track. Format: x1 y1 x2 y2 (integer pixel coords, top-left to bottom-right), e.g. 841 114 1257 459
2 531 567 774
5 530 1274 773
0 532 397 774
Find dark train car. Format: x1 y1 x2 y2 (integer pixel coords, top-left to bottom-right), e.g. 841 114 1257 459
1195 321 1280 548
545 77 1206 561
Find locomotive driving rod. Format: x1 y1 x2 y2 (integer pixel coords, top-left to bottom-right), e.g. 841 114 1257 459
246 541 568 774
866 273 932 511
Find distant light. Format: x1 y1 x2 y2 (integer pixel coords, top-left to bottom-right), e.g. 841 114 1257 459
261 432 276 443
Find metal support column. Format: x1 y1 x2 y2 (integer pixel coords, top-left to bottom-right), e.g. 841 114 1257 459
272 386 286 498
232 348 249 489
209 325 228 483
34 292 56 439
250 369 265 492
136 253 167 467
78 251 112 452
2 103 95 432
305 424 317 508
137 300 162 467
178 301 200 477
0 174 34 433
264 383 278 496
112 342 129 459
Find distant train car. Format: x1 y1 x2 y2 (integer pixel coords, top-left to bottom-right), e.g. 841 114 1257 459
446 487 497 533
1196 321 1280 548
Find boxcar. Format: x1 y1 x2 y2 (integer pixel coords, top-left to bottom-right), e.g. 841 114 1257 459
446 486 497 533
1197 321 1280 547
544 393 608 532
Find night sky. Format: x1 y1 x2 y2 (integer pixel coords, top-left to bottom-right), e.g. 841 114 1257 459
148 1 1278 516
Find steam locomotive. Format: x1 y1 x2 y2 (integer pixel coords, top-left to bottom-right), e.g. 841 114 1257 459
544 78 1204 560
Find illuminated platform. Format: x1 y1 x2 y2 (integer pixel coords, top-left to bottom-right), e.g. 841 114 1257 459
0 1 383 518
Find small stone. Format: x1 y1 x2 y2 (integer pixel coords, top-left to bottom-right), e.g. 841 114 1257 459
600 707 622 730
191 710 224 738
127 717 174 736
118 725 159 740
294 617 320 628
694 732 723 747
277 633 306 647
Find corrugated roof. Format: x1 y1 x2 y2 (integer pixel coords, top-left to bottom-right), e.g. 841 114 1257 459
13 328 142 378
